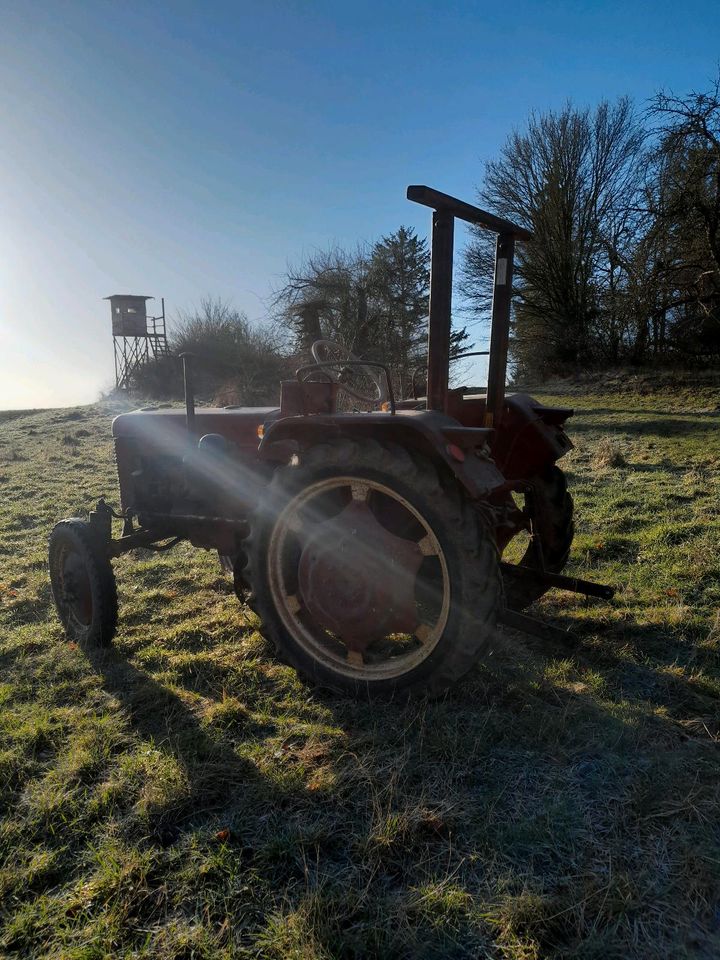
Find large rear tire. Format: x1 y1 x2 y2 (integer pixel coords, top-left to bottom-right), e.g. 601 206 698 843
49 519 118 648
245 439 501 698
502 465 574 611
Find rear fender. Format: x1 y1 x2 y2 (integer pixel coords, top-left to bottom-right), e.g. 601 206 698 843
258 413 506 500
493 393 574 480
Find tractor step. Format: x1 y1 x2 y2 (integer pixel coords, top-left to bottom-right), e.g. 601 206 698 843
500 562 615 601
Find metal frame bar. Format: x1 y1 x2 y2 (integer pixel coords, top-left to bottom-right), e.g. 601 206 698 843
500 562 615 601
426 210 454 412
407 185 532 239
485 233 515 427
179 353 196 435
407 185 531 419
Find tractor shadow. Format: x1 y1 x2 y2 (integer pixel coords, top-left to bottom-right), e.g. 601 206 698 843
569 414 719 440
84 645 285 844
82 610 720 956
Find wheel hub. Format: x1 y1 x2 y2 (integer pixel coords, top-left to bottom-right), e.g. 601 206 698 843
297 498 423 649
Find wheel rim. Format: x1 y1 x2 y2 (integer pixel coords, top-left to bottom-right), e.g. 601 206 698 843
57 546 93 632
267 476 451 680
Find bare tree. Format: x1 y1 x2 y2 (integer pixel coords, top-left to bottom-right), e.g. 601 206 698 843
273 245 375 359
462 98 646 378
274 228 472 398
135 297 288 404
645 75 720 359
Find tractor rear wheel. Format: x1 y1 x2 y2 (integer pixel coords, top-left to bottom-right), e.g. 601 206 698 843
501 465 574 611
49 519 118 648
245 439 500 698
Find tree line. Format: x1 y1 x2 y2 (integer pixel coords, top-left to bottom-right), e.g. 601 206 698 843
134 72 720 400
134 226 449 404
462 75 720 379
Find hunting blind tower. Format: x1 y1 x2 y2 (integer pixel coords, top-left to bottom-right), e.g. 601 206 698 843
106 294 170 390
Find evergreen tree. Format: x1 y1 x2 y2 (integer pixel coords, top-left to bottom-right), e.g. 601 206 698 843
367 226 430 396
274 224 473 398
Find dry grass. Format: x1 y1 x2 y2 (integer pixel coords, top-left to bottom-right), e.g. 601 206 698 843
591 436 627 470
0 386 719 958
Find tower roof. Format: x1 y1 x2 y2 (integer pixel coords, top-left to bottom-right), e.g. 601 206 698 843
103 295 153 301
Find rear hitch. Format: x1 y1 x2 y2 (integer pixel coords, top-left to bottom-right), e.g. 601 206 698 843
502 483 614 603
500 562 615 601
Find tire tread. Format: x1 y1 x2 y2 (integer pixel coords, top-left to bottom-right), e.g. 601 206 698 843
49 519 118 648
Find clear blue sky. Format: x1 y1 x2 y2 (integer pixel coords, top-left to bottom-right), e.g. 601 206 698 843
1 0 718 408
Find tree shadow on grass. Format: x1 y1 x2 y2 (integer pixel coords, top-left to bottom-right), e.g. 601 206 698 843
567 407 720 419
546 611 718 697
569 416 719 440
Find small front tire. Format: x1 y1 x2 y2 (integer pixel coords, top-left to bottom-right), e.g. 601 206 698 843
49 519 118 648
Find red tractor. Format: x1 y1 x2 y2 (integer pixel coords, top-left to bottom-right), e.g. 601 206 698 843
49 186 612 697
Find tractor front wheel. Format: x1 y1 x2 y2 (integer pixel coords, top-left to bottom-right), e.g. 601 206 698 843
49 519 118 648
245 439 500 698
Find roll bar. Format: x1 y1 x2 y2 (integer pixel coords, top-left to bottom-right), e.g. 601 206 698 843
407 185 532 240
407 185 532 425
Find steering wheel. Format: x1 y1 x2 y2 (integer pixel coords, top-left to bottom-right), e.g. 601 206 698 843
310 339 389 405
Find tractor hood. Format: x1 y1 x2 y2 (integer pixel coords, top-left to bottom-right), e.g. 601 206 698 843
112 406 280 451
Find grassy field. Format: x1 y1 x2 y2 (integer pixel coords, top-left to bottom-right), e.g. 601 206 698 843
1 386 719 959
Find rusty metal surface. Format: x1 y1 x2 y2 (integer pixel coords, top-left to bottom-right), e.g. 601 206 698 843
406 186 533 240
500 562 614 601
297 498 423 650
485 233 515 427
112 407 279 441
107 514 248 558
280 379 338 417
260 410 507 499
490 393 574 480
426 209 454 413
